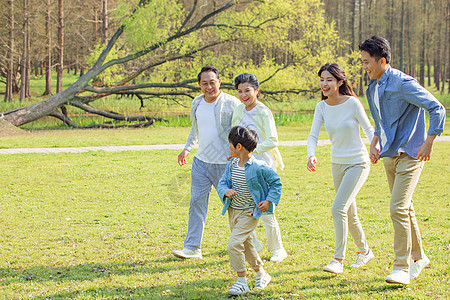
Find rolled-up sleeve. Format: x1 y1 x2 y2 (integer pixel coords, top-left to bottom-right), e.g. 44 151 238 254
401 78 446 136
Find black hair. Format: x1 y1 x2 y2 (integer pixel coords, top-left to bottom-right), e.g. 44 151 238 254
197 66 220 82
234 73 261 97
318 63 356 100
359 35 391 64
228 126 258 152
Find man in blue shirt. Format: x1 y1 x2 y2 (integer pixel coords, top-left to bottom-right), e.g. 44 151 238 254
359 36 445 285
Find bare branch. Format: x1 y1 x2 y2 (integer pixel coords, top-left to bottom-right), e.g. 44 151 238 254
177 0 198 34
95 0 236 75
260 57 308 85
49 111 81 128
115 39 232 86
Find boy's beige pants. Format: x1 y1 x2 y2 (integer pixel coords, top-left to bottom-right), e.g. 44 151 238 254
228 207 264 273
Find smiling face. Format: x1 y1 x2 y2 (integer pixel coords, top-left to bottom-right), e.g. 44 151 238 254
237 82 259 110
198 71 221 102
361 50 388 81
320 70 342 99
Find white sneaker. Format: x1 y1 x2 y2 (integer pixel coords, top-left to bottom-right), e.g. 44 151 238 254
270 248 287 262
254 271 271 289
350 249 374 268
410 254 430 279
385 270 410 285
227 280 249 296
172 248 202 259
323 259 343 274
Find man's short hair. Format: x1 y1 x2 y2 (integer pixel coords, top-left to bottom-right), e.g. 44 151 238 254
197 66 220 82
228 126 258 152
359 36 391 64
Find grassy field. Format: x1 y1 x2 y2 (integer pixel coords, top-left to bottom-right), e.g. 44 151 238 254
0 132 448 299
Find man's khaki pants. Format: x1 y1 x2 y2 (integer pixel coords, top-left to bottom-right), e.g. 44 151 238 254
228 207 263 273
383 153 425 272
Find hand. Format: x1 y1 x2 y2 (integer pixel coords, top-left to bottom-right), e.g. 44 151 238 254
225 189 237 198
416 136 436 161
369 136 380 164
307 156 317 172
258 200 271 213
178 149 190 166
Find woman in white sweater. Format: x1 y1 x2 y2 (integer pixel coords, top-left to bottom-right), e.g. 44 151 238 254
307 63 375 274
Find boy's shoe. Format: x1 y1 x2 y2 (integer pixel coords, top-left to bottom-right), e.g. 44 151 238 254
270 248 287 262
254 271 271 289
172 248 202 259
410 255 430 279
385 270 410 285
227 281 249 296
323 259 343 274
350 249 374 268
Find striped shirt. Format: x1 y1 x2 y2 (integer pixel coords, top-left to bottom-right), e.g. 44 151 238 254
230 159 255 209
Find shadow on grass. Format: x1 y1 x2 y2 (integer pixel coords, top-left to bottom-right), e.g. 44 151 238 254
32 278 237 300
1 260 409 299
0 256 228 286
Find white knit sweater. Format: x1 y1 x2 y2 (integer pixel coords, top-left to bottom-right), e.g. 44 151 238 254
307 96 374 164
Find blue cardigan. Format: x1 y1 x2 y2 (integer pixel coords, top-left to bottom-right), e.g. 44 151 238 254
216 156 282 219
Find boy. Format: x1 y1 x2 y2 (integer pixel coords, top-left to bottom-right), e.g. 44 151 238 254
216 126 282 296
359 36 445 285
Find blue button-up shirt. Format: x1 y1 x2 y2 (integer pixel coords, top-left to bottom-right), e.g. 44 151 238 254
216 156 282 219
366 66 445 158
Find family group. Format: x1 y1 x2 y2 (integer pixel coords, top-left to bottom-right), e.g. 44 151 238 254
171 36 446 296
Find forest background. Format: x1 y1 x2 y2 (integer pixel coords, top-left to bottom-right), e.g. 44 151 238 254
0 0 449 129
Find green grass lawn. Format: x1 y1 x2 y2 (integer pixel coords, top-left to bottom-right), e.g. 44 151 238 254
0 141 448 299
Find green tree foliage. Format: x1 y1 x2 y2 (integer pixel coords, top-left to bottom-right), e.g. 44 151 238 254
93 0 358 101
2 0 364 127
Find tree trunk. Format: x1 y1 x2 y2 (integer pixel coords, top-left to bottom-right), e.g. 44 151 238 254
448 3 450 94
419 0 426 86
390 0 394 47
43 0 52 96
400 0 405 72
5 0 15 102
358 0 364 96
56 0 64 93
441 3 448 94
20 0 29 102
435 16 442 90
407 3 412 76
351 0 357 51
102 0 108 44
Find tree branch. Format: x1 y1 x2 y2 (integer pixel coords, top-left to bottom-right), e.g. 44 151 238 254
260 57 308 85
94 0 236 76
49 111 81 128
115 39 232 86
177 0 198 34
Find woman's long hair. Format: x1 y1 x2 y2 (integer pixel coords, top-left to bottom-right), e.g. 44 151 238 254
318 63 356 100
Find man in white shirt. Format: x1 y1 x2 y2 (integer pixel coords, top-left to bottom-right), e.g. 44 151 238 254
173 66 240 259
